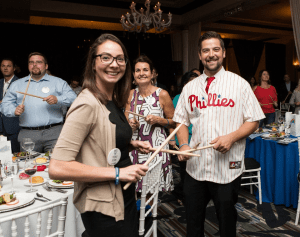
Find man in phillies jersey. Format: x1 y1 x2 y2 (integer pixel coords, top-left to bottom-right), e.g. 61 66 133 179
173 31 264 237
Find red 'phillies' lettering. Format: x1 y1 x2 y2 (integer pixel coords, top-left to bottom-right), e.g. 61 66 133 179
189 93 235 111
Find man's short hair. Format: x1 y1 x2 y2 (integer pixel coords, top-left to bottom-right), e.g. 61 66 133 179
28 52 48 64
1 58 15 67
198 31 225 52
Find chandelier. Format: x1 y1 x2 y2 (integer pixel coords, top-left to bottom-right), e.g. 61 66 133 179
120 0 172 33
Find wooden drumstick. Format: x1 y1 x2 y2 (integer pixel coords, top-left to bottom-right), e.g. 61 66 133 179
126 110 146 119
149 147 200 157
185 144 214 152
21 74 32 105
123 121 185 190
17 91 45 100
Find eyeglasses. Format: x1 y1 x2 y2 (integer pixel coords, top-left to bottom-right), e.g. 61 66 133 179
28 61 44 65
95 54 127 66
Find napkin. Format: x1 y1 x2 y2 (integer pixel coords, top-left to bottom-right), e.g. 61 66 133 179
248 132 269 140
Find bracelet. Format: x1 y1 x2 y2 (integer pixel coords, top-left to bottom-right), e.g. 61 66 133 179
115 167 119 185
170 139 176 141
164 119 169 128
179 143 189 149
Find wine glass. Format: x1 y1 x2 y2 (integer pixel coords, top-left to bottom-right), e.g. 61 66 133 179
24 159 37 193
21 138 35 160
4 161 14 193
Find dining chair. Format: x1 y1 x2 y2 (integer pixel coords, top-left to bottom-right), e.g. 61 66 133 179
138 157 163 237
241 157 262 205
280 102 290 114
0 196 68 237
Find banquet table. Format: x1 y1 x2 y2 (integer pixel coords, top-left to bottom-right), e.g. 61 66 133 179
0 161 85 237
245 136 299 208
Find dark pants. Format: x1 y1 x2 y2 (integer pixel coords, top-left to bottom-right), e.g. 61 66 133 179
0 122 20 153
259 112 275 128
184 173 241 237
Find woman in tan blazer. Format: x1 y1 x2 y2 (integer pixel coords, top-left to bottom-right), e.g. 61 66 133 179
49 34 152 237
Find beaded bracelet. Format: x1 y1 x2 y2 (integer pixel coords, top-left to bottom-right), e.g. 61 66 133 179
179 143 189 149
164 119 169 128
115 167 119 185
170 139 176 141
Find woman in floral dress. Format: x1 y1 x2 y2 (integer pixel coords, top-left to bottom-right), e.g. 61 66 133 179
125 55 175 192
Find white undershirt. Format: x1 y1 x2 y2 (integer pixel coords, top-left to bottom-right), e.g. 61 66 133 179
3 75 14 97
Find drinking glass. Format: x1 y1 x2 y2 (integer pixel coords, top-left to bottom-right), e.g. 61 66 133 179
278 115 284 125
4 161 14 193
11 160 19 193
24 159 37 193
285 122 291 138
21 138 35 160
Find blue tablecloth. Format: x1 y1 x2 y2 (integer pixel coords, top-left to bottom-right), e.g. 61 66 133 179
245 137 299 208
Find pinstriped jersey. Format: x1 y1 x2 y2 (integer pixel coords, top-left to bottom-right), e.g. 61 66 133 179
173 67 265 184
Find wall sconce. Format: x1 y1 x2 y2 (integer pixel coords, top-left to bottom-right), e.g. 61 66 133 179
294 60 300 68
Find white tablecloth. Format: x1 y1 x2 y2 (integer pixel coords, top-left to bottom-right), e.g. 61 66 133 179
0 163 85 237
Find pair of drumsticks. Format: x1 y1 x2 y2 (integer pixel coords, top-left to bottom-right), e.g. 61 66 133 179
123 115 214 190
17 75 45 105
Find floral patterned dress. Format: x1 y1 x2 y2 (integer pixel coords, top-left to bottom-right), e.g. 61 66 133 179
129 88 174 192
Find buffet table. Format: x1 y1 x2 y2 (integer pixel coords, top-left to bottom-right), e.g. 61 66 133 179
245 136 299 208
0 163 85 237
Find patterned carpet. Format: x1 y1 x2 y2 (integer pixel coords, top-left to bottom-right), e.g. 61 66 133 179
155 161 300 237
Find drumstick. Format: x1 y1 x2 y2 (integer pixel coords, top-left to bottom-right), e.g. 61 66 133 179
185 144 214 152
17 91 45 100
21 75 32 105
269 95 275 103
123 121 185 190
126 110 146 119
149 147 200 157
174 145 179 150
283 94 290 103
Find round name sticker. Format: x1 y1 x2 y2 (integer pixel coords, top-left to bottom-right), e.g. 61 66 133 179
42 87 50 93
107 148 121 166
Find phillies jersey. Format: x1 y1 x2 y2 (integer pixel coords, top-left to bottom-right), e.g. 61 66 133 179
173 67 265 184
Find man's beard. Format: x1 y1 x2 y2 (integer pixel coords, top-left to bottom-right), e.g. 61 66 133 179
203 57 223 72
31 68 41 75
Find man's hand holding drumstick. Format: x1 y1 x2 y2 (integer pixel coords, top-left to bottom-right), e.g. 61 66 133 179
43 95 58 105
15 104 25 116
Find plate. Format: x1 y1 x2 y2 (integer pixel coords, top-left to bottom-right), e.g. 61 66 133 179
34 157 49 165
14 151 40 160
48 180 74 189
24 179 47 187
265 124 279 129
261 134 285 140
0 193 35 213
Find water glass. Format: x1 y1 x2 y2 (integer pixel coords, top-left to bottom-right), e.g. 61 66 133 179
21 138 35 160
4 161 14 193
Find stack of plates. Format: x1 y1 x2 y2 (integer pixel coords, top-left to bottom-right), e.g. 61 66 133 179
0 193 35 213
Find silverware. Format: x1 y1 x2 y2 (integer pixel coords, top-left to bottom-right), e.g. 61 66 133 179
45 183 67 193
37 192 51 201
35 197 48 202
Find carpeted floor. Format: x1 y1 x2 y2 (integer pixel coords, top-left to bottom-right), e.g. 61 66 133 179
155 159 300 237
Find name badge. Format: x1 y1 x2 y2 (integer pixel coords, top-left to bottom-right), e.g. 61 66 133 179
107 148 121 166
42 87 50 93
229 161 241 169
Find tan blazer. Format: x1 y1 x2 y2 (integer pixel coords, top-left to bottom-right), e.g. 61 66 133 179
52 89 125 221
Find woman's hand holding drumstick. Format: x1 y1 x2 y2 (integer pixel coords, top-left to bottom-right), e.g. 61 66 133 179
269 95 278 107
123 121 186 190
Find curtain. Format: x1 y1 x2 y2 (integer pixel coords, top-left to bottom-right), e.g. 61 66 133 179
290 0 300 62
171 32 182 62
232 39 264 80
